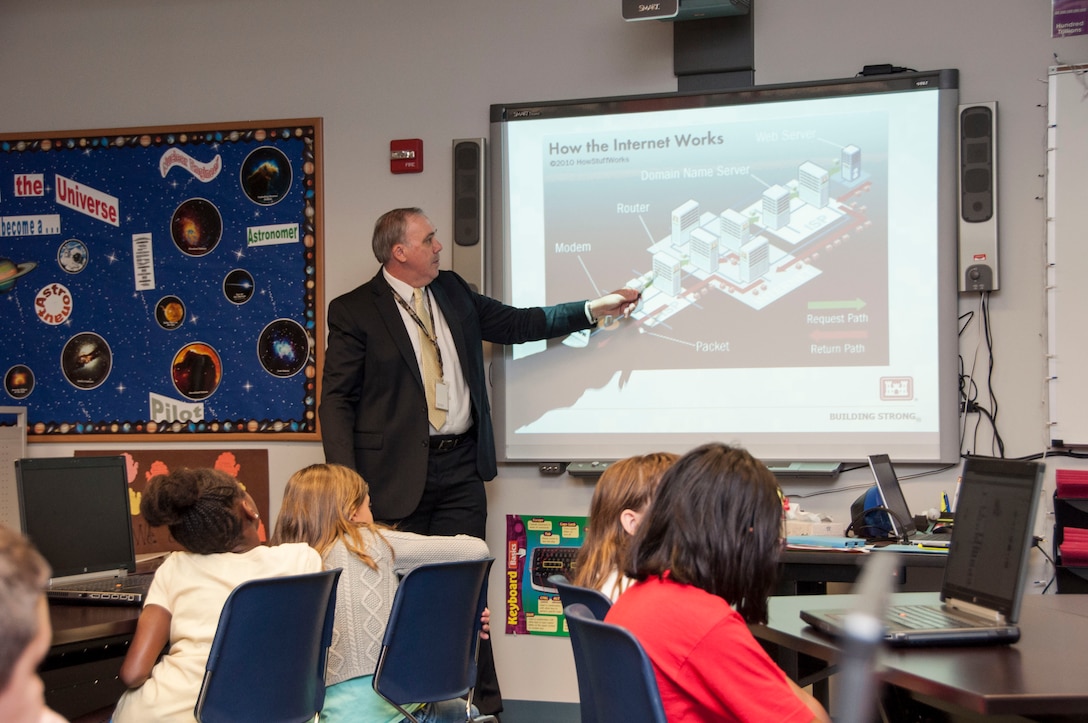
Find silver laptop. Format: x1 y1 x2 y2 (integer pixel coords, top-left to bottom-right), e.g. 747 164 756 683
801 455 1044 647
868 453 952 548
16 456 153 605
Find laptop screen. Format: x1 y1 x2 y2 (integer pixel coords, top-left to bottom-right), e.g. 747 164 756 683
869 453 918 537
941 456 1043 621
16 456 135 580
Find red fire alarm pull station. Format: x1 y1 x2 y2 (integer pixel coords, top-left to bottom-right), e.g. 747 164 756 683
390 139 423 174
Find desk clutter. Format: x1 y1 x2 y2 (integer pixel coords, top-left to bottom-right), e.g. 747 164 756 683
1054 469 1088 592
782 504 840 538
785 535 865 549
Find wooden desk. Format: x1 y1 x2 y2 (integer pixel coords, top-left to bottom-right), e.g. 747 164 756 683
778 548 946 595
753 592 1088 720
771 548 947 706
50 600 140 646
44 602 140 719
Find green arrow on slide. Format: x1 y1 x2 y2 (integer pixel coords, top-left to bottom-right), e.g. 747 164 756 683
807 298 866 311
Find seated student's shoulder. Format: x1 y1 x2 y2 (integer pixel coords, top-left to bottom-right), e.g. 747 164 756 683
266 541 323 571
383 529 490 561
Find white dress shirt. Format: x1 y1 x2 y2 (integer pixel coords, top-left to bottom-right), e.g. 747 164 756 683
383 269 472 435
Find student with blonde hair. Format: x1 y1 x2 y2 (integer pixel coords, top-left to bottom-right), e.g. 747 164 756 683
272 463 490 723
572 452 677 601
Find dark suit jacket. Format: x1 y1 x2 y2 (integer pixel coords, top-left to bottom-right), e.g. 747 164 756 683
320 269 592 520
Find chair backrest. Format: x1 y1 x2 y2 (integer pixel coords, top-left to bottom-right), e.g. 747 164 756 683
564 603 668 723
373 558 495 711
549 576 613 621
549 577 613 723
194 568 342 723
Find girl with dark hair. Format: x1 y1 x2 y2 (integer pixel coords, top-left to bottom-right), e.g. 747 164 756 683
112 468 322 722
605 443 830 723
571 452 677 601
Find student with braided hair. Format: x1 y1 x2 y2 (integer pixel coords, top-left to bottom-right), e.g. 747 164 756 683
112 467 321 723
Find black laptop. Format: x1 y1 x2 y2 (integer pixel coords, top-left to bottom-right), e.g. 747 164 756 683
801 455 1044 647
16 456 153 605
868 453 952 548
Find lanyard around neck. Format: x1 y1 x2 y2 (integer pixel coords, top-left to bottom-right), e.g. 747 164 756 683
393 287 445 376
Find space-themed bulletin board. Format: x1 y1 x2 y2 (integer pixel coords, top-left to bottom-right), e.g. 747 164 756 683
0 118 322 441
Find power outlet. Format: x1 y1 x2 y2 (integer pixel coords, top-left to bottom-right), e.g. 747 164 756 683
538 462 566 476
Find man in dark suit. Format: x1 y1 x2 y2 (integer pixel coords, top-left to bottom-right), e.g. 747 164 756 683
320 207 638 715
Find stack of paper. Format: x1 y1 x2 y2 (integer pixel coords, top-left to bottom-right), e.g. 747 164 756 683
1056 469 1088 498
1060 527 1088 566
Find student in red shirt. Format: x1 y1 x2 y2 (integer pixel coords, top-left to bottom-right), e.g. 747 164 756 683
605 443 830 723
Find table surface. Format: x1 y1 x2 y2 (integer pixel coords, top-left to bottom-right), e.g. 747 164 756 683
753 592 1088 717
50 600 140 648
45 548 945 649
779 547 947 569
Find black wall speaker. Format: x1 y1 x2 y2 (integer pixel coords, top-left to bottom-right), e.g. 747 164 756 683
451 138 486 293
958 102 998 292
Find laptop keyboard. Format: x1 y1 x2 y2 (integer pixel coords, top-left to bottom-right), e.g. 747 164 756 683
887 605 974 630
52 572 155 593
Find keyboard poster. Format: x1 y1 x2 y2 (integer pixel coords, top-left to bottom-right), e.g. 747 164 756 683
505 513 587 636
0 119 322 441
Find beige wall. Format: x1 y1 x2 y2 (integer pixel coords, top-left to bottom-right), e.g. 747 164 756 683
3 0 1086 702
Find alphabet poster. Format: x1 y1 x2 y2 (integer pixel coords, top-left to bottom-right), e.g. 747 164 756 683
0 119 322 440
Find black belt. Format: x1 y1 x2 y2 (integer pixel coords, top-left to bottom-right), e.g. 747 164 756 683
429 430 474 452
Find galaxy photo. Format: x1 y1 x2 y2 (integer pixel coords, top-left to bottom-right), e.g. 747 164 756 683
61 332 112 389
223 268 255 305
155 295 186 330
257 318 309 377
240 146 292 206
4 364 35 399
171 197 223 257
172 342 222 400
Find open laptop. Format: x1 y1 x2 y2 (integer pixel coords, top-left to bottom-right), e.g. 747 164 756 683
801 455 1044 647
16 456 153 605
867 453 953 548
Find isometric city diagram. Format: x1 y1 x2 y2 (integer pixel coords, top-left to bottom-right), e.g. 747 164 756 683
565 142 875 348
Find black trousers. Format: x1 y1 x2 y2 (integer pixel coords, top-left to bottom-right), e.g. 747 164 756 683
385 437 503 715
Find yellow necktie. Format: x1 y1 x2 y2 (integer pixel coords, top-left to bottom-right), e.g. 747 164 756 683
414 288 447 430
